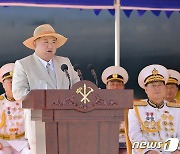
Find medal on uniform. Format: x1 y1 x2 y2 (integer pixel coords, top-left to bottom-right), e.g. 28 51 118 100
8 115 12 120
169 121 174 126
146 112 150 120
150 120 156 126
161 111 175 137
144 121 149 126
169 128 174 133
150 112 154 120
168 115 174 121
162 121 168 126
161 114 167 120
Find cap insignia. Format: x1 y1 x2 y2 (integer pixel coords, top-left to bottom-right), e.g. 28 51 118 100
112 74 118 78
152 68 158 76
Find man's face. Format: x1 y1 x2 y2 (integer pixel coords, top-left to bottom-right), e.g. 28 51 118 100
2 78 12 94
34 36 57 62
145 81 166 102
165 84 178 101
106 80 124 90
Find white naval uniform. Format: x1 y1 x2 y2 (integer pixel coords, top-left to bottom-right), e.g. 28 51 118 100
0 94 30 154
119 121 126 148
128 99 180 154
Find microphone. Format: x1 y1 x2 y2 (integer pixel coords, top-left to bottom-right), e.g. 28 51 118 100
61 64 71 89
87 64 98 87
74 64 83 81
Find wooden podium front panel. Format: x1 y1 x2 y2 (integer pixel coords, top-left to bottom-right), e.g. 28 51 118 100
45 122 58 154
99 122 119 154
23 81 133 154
58 121 119 154
58 122 98 154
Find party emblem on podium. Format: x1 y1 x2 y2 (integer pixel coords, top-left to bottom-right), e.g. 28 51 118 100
76 84 94 104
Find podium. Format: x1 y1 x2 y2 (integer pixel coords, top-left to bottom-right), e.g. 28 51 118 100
23 80 133 154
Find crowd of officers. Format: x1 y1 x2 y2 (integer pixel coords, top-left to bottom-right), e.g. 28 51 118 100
0 24 179 154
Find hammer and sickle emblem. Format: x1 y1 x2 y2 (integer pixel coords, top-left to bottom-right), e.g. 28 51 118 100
76 84 94 104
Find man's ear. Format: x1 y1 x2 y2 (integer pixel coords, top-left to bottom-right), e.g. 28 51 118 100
33 41 36 48
144 86 148 95
2 81 5 89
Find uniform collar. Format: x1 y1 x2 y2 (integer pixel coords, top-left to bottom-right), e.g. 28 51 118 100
148 99 164 109
4 94 15 102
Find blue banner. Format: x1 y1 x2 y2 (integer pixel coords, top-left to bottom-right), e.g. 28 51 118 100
121 0 180 9
0 0 114 6
1 0 180 11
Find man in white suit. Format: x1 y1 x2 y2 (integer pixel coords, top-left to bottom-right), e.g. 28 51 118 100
12 24 80 154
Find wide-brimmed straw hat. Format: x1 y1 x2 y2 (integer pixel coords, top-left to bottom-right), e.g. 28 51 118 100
0 63 15 83
23 24 67 50
101 66 129 84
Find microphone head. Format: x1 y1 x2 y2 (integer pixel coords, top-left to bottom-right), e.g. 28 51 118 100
87 64 94 71
74 64 81 72
61 64 68 72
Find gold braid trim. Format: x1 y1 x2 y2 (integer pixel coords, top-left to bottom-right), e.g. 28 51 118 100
167 77 178 85
167 102 180 108
175 99 180 104
0 132 25 140
134 106 161 133
107 78 124 83
0 111 6 128
124 109 132 154
134 101 147 106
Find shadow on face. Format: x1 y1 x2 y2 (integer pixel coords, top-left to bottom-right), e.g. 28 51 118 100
2 78 12 94
106 80 125 90
145 81 166 102
165 83 178 101
34 36 57 62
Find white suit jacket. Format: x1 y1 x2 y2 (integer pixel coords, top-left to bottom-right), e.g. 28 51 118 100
12 53 80 100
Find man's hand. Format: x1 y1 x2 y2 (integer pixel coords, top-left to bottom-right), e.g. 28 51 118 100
0 143 3 150
145 150 159 154
172 150 180 154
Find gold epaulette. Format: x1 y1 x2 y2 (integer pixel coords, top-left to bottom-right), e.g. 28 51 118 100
167 102 180 108
0 95 4 100
175 99 180 104
133 101 147 106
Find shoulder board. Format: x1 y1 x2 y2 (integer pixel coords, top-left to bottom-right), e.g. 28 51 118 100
175 99 180 104
133 101 147 106
167 102 180 108
0 95 4 100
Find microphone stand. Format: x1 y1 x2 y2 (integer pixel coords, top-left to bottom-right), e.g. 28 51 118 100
91 69 99 87
64 70 71 89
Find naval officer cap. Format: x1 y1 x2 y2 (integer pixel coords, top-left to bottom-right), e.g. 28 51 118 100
138 64 169 89
0 63 15 83
167 69 180 86
101 66 129 84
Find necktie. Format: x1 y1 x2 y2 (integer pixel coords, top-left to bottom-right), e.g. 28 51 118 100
46 63 56 85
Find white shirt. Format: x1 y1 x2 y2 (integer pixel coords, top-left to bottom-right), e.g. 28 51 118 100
35 54 55 72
